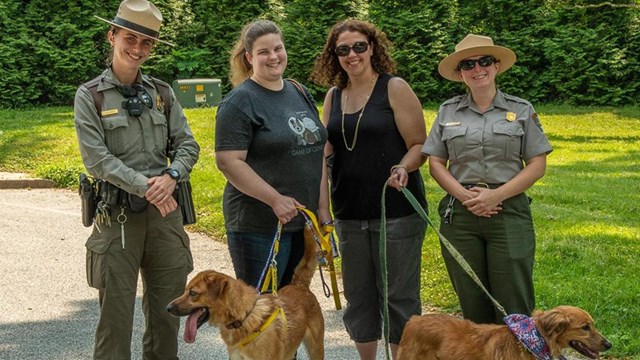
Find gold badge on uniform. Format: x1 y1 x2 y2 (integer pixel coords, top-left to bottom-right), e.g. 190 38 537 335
156 95 165 113
101 109 119 117
506 112 516 122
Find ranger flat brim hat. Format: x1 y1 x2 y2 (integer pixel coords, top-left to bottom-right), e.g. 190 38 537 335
438 34 515 82
95 0 174 46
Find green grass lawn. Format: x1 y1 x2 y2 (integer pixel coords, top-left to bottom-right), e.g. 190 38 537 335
1 105 638 358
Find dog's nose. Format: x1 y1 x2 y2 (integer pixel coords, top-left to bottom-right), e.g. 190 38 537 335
603 339 612 350
166 303 175 313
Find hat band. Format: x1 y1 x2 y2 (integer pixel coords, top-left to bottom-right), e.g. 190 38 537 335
112 16 159 39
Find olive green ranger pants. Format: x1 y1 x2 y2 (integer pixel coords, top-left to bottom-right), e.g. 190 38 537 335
438 192 535 324
86 205 193 360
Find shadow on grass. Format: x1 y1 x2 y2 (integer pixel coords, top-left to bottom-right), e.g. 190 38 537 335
538 105 640 120
547 133 640 143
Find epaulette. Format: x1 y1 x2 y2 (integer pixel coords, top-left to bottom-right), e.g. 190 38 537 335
440 95 464 108
503 93 531 106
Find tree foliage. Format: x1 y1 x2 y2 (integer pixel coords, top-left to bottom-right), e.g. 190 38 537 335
1 0 639 108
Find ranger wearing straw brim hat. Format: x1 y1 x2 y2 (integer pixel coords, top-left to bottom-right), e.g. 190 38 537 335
438 34 516 82
422 34 553 325
95 0 174 46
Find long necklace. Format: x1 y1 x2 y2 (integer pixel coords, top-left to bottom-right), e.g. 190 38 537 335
341 75 377 151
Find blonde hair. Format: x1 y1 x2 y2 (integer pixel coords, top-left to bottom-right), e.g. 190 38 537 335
230 20 283 87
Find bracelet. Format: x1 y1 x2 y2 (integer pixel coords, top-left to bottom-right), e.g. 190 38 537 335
390 164 406 174
321 220 334 226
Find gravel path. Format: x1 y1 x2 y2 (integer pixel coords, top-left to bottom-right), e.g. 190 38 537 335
0 188 592 359
0 188 375 359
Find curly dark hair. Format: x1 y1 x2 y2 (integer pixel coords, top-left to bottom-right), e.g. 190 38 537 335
310 19 396 90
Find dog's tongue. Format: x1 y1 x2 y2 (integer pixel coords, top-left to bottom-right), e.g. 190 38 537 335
184 308 205 343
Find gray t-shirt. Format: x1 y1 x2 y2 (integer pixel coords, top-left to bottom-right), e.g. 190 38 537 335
422 90 552 184
215 79 327 232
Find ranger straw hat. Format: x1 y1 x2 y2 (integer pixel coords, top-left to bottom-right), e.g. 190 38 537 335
438 34 516 82
95 0 174 46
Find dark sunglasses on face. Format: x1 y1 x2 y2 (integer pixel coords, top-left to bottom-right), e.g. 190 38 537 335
457 56 498 71
335 41 369 57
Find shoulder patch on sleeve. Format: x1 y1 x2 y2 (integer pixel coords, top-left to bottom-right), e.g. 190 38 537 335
531 112 545 132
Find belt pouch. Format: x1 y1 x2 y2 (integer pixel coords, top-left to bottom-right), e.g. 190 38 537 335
128 193 149 213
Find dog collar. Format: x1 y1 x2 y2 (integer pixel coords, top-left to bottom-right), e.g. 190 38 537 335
504 314 567 360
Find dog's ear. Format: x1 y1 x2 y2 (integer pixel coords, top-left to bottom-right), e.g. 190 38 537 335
204 273 228 298
536 308 571 356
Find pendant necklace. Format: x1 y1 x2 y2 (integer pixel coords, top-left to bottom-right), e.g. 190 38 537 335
341 74 378 151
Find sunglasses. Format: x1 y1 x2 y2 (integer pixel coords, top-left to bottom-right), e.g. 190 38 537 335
335 41 369 57
457 56 498 71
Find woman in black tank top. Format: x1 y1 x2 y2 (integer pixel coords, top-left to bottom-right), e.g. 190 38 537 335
311 19 428 359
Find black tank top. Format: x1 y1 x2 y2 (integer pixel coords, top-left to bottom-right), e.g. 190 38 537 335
327 73 426 220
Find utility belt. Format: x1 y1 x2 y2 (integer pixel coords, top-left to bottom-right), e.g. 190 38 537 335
79 173 196 227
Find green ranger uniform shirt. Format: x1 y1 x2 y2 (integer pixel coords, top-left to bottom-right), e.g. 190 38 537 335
74 68 199 197
422 90 552 184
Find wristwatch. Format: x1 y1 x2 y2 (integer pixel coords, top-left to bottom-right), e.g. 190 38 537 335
163 168 180 181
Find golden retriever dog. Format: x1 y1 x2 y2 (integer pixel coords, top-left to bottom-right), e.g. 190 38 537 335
397 305 611 360
166 225 324 360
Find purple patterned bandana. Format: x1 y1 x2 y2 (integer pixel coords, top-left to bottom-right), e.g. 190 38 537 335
504 314 567 360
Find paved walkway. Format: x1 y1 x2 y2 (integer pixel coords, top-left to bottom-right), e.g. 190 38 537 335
0 187 385 359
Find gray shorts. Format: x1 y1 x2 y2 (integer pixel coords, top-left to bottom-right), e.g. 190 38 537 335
336 212 426 344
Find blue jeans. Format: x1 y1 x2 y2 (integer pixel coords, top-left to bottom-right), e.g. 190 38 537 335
227 230 304 290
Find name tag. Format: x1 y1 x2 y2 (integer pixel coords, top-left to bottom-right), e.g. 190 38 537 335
445 122 461 126
101 109 119 117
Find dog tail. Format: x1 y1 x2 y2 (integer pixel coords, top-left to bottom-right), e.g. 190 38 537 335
290 222 321 288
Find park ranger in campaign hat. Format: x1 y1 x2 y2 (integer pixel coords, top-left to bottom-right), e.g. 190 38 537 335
95 0 175 46
75 0 199 358
438 34 516 82
422 33 552 325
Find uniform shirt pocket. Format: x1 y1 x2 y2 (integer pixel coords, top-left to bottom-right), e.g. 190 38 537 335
493 122 525 160
150 110 168 151
100 115 129 156
442 125 468 161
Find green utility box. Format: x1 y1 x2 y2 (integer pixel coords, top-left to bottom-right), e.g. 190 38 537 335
172 78 222 108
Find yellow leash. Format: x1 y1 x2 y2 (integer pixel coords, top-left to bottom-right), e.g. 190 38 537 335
297 207 342 310
258 222 282 295
258 208 342 309
236 306 287 349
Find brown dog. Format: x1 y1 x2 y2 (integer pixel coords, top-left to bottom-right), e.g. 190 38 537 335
397 305 611 360
167 225 324 360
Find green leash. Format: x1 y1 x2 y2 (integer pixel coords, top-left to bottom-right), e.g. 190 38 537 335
380 185 392 360
379 186 507 360
399 187 507 317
